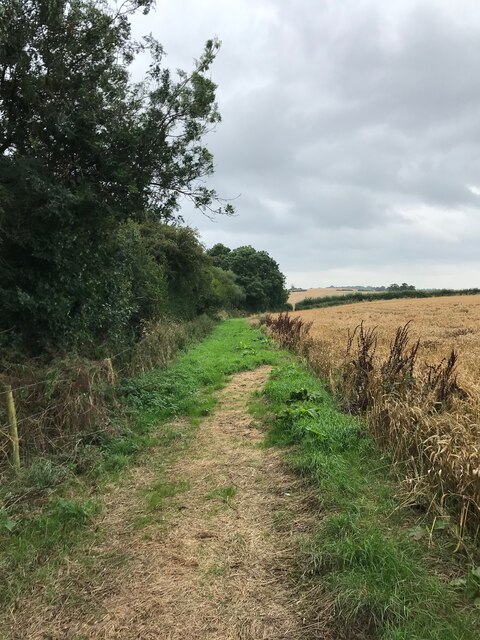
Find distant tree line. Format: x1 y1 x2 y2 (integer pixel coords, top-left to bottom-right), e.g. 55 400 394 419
387 283 416 291
325 283 417 292
0 1 286 357
295 288 480 311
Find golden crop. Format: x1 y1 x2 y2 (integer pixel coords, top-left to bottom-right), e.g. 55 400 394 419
268 295 480 540
292 295 480 386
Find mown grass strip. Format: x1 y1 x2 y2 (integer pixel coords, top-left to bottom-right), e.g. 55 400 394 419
256 358 480 640
0 319 282 611
2 318 478 640
119 318 282 431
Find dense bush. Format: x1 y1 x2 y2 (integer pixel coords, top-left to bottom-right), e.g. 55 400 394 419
0 0 235 356
0 1 288 467
208 243 288 311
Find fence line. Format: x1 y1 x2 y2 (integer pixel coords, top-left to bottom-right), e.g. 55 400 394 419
0 379 54 397
0 353 126 469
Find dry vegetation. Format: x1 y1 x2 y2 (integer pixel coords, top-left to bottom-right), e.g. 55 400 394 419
265 295 480 542
0 316 215 473
291 295 480 383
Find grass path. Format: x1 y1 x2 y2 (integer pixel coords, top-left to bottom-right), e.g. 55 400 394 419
2 319 479 640
8 366 323 639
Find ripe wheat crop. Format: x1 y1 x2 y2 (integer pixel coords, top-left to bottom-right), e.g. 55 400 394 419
265 295 480 542
291 295 480 384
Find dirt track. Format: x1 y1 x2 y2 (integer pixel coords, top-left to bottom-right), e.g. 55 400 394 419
9 367 325 639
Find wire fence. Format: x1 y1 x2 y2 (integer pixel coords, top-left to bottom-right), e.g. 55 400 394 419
0 353 126 473
0 343 137 398
1 316 214 472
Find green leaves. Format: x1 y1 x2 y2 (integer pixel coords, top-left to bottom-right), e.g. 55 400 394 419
238 342 257 357
280 405 320 420
207 244 288 312
0 1 234 353
449 566 480 609
408 525 426 541
287 388 323 403
0 509 16 534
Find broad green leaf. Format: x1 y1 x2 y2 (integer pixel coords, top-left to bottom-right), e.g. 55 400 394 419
449 578 467 587
408 526 426 541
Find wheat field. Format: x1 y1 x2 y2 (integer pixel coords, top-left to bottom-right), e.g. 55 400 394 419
266 294 480 538
292 295 480 385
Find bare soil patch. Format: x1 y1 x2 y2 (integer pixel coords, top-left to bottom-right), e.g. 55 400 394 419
8 367 327 640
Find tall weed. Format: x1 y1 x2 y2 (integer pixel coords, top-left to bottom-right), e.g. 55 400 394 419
0 315 216 471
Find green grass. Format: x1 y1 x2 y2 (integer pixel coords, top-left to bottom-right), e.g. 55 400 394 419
256 359 480 639
0 319 282 612
143 478 190 512
0 496 99 606
119 319 282 429
207 562 230 576
205 484 238 504
132 477 191 530
1 318 478 640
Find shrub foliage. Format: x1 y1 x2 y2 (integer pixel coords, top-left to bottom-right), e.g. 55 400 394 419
0 0 235 354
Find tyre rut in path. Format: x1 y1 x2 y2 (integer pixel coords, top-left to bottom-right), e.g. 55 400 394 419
13 366 327 639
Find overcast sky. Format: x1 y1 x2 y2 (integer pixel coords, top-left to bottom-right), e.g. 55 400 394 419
130 0 480 288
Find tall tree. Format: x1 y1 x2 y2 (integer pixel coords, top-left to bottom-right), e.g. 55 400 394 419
208 244 288 311
0 0 232 351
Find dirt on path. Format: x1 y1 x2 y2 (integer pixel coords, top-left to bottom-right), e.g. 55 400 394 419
10 367 327 640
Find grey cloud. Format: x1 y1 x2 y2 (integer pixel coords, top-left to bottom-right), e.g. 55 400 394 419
130 0 480 288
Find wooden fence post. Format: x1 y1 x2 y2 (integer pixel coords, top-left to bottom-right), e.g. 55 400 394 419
103 357 116 386
3 383 20 472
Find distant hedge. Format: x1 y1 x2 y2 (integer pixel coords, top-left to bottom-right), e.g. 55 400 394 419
294 288 480 311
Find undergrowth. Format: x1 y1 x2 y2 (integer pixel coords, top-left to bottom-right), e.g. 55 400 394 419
0 314 217 466
1 319 478 640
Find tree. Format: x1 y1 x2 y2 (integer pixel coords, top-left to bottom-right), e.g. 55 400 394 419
388 283 415 291
206 266 245 311
140 223 214 319
208 245 288 311
207 243 231 270
0 0 232 352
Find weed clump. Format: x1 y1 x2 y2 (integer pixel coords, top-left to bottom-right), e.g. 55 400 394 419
353 323 478 536
264 312 312 349
342 321 377 413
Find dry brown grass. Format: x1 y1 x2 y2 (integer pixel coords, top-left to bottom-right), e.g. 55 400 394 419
0 357 113 467
268 296 480 541
0 317 214 471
